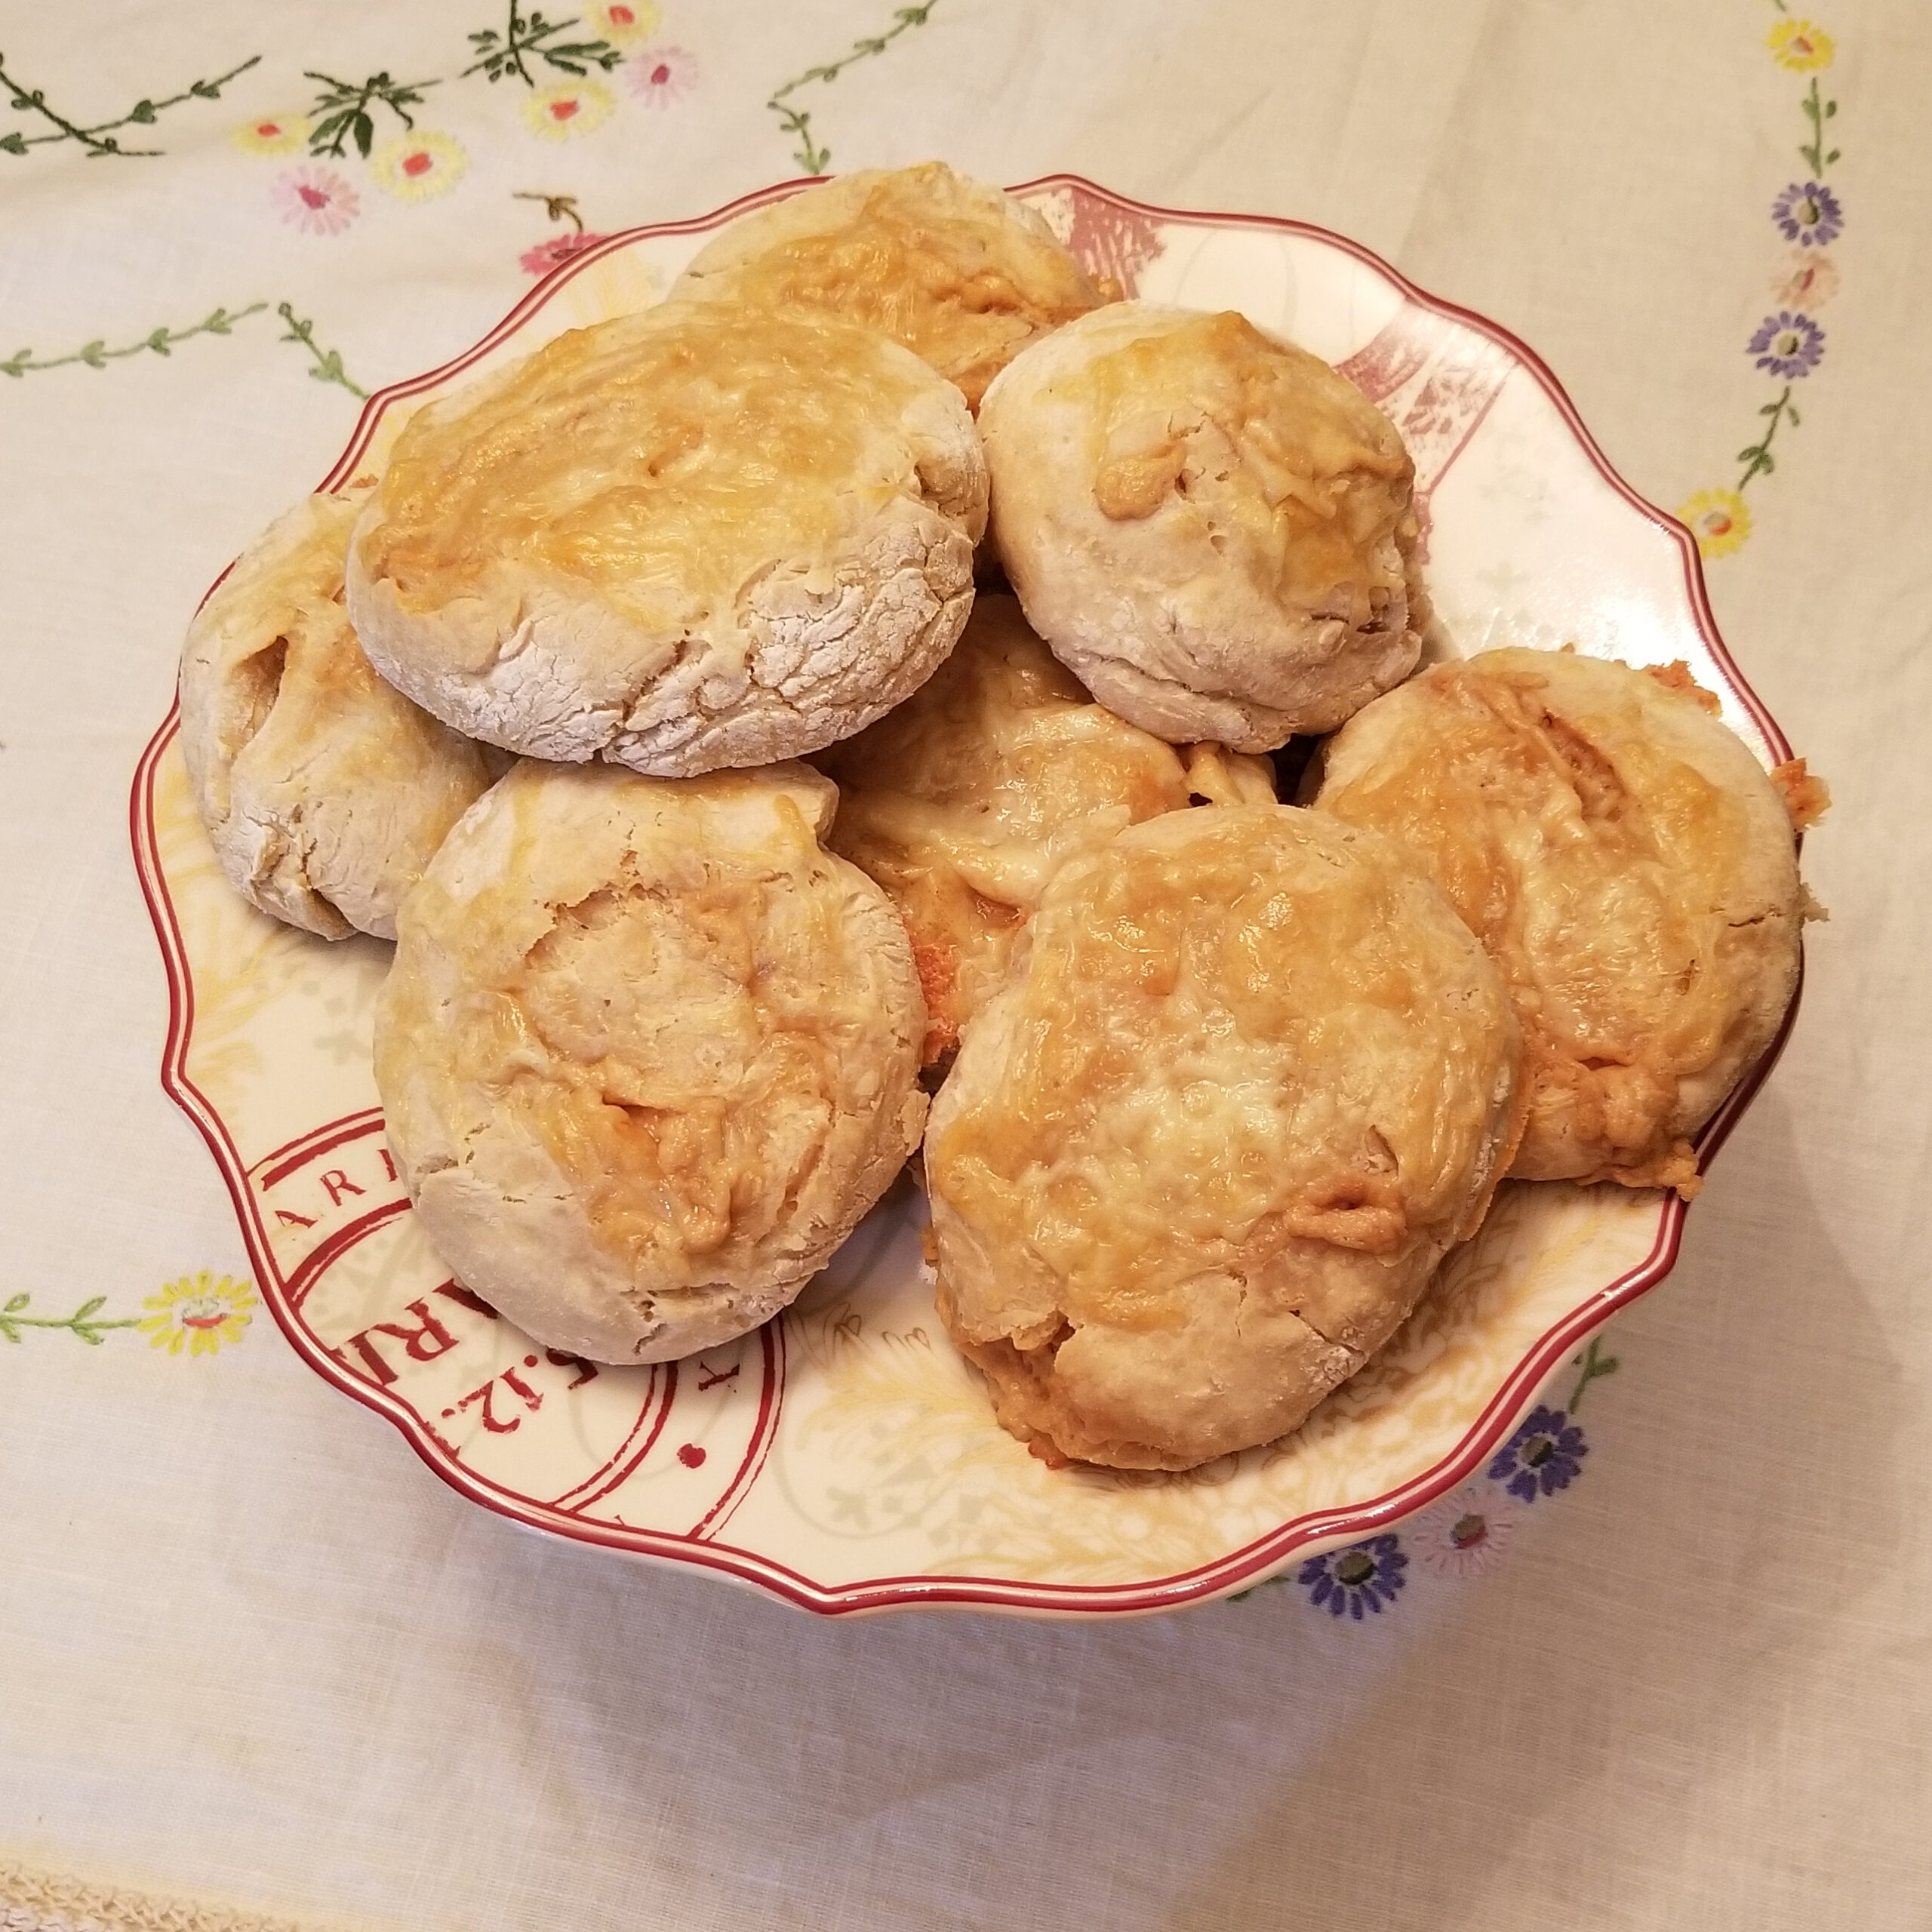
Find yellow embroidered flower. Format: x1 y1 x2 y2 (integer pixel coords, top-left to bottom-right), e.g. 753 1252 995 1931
1679 488 1752 560
369 130 469 202
232 112 311 157
1767 20 1835 72
589 1 660 43
523 79 617 140
140 1272 258 1357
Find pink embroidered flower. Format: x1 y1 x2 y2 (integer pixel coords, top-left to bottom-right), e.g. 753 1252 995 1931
519 231 612 277
272 166 360 235
625 45 698 107
1410 1484 1523 1579
1772 248 1841 311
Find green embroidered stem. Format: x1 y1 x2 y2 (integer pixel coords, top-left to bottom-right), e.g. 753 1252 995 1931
1 303 266 379
513 189 585 232
0 1294 140 1346
0 52 259 158
303 69 439 158
766 3 940 175
276 303 368 398
1565 1337 1620 1414
463 4 620 85
1800 75 1839 175
1737 383 1798 490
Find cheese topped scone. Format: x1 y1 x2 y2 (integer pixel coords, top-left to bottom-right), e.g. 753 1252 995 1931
980 303 1426 750
346 305 986 777
179 493 496 941
1312 648 1815 1196
815 593 1276 1063
924 805 1524 1471
374 761 928 1363
670 162 1109 411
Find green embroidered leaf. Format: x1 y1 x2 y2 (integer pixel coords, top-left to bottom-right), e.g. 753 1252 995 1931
78 340 106 368
1825 98 1838 118
0 1322 19 1343
1786 405 1801 426
0 355 23 377
0 133 24 155
205 309 232 334
73 1296 106 1320
4 1294 27 1312
129 98 157 124
352 108 374 156
75 1324 106 1345
146 328 172 355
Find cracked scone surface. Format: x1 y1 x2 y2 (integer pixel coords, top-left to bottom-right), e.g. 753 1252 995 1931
670 162 1109 412
980 303 1425 750
816 592 1276 1063
1312 648 1807 1196
178 493 496 941
346 305 986 777
374 760 928 1364
922 804 1522 1471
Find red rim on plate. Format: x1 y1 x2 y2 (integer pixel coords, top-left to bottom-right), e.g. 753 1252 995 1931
131 176 1802 1617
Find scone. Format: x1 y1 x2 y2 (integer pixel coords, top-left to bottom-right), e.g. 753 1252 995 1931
1311 648 1815 1196
670 162 1109 411
346 304 986 777
374 760 928 1363
980 303 1426 749
815 592 1275 1063
923 805 1524 1471
178 493 496 941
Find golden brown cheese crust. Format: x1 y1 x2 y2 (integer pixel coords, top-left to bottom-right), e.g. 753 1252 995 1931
374 761 928 1362
346 305 986 777
980 303 1426 750
923 805 1523 1471
1312 648 1807 1196
814 594 1275 1062
670 163 1109 411
177 494 494 940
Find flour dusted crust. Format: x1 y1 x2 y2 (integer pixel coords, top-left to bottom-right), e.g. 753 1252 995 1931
980 303 1426 750
1312 648 1807 1195
374 761 928 1363
178 494 495 940
923 805 1523 1471
346 305 986 777
816 593 1275 1063
670 162 1109 411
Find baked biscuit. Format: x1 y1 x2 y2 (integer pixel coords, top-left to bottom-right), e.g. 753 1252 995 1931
815 592 1275 1063
670 162 1109 411
980 303 1426 749
178 494 496 941
346 305 986 777
924 805 1523 1471
1312 648 1812 1196
374 760 928 1363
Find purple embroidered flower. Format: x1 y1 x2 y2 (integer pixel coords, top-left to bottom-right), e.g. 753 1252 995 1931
1297 1534 1407 1618
1488 1405 1587 1502
1748 311 1826 379
1772 180 1843 248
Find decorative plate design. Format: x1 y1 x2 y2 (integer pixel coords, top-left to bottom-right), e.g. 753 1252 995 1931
131 177 1798 1617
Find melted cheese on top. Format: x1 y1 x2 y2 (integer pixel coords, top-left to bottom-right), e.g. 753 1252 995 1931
706 165 1105 409
1075 310 1413 614
365 308 938 632
926 808 1515 1333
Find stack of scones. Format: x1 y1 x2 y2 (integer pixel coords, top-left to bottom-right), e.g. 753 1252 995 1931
179 164 1823 1473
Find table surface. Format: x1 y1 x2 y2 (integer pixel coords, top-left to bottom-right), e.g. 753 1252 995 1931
4 3 1927 1928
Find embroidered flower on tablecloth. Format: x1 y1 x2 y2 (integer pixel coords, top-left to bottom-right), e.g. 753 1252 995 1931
1749 311 1826 380
1487 1405 1586 1503
1297 1534 1407 1618
589 0 661 43
232 112 311 157
1767 19 1835 72
520 231 613 276
1772 180 1843 248
1771 248 1841 311
523 79 617 140
625 45 698 107
1410 1484 1524 1579
370 131 469 202
139 1272 257 1357
1678 488 1753 560
272 166 360 235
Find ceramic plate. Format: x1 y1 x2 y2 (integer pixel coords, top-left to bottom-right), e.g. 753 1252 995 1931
132 177 1798 1618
